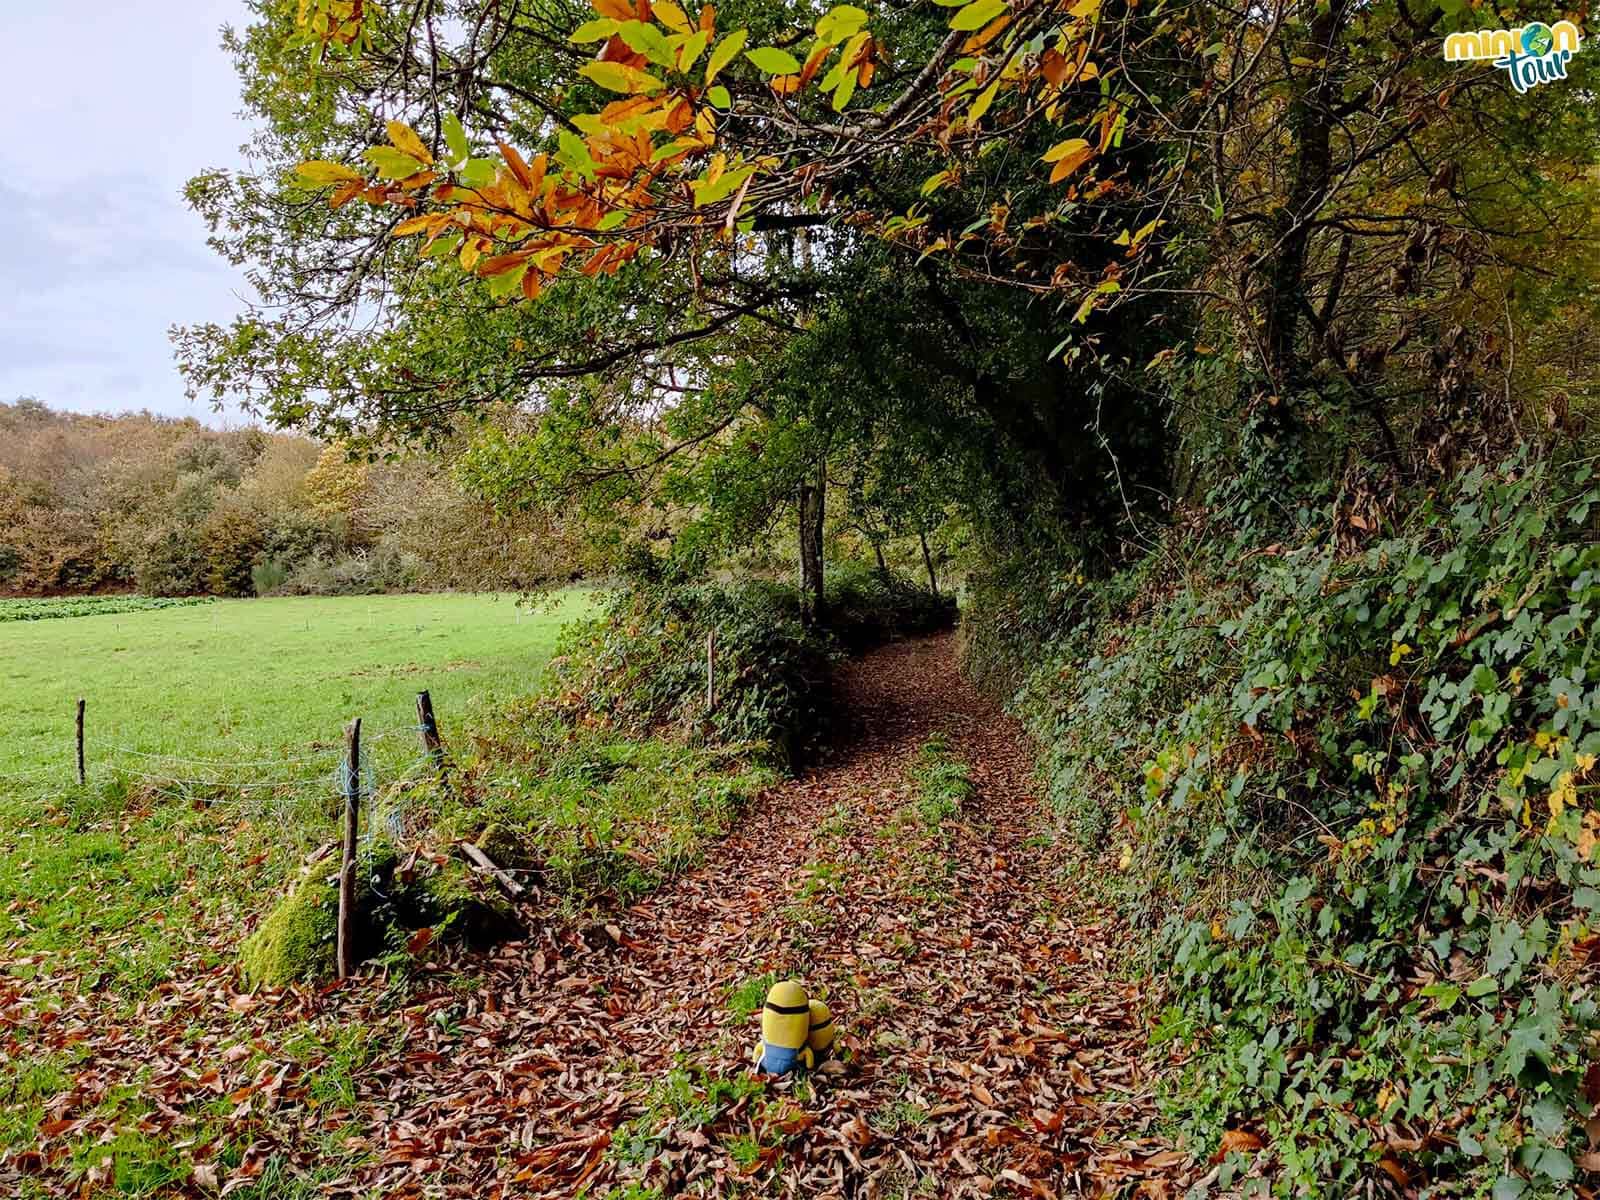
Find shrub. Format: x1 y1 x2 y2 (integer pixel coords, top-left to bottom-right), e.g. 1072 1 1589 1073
823 561 957 652
971 456 1600 1195
251 558 289 596
550 577 835 766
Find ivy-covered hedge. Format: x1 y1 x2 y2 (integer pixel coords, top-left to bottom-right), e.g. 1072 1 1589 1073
969 457 1600 1195
548 567 950 765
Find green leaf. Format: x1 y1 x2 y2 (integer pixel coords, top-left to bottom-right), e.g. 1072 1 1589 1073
616 20 676 68
458 158 497 188
485 262 529 299
557 130 596 180
596 210 628 231
570 18 619 43
694 163 757 207
950 0 1007 31
705 29 748 84
673 29 712 71
363 146 426 179
442 113 469 166
425 233 463 259
745 46 802 74
707 85 731 109
816 5 868 41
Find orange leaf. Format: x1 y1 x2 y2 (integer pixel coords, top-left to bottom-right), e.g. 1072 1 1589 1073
1211 1129 1264 1163
392 214 437 237
500 142 536 191
521 269 544 301
963 14 1010 52
479 252 530 277
406 927 434 954
592 0 635 17
1378 1158 1410 1187
698 2 716 32
1049 145 1094 184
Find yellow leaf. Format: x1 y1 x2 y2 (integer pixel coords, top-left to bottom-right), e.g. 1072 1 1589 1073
392 214 437 237
1049 144 1094 183
653 0 691 32
580 61 665 93
1042 137 1090 163
1069 0 1101 17
967 78 1001 124
296 160 365 185
387 120 433 165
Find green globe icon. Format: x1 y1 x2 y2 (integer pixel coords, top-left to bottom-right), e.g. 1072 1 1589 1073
1522 23 1554 55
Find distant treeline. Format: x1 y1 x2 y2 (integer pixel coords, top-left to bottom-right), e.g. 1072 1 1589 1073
0 398 581 597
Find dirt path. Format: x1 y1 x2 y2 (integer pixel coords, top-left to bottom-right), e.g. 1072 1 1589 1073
348 633 1185 1198
4 633 1185 1198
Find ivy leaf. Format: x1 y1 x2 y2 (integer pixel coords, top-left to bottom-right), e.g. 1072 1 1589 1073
705 29 748 84
746 46 802 74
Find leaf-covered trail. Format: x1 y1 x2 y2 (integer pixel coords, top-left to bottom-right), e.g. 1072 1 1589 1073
3 633 1189 1199
361 632 1185 1197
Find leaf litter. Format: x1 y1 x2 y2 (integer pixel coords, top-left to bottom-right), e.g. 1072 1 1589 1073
2 632 1193 1197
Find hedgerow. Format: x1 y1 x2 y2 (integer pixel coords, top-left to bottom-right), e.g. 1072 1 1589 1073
968 456 1600 1194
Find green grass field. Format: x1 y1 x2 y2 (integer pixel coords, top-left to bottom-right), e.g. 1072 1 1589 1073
0 591 594 790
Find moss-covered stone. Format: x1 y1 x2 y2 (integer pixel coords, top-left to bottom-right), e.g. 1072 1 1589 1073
240 846 398 987
473 822 534 872
417 859 521 945
239 865 339 987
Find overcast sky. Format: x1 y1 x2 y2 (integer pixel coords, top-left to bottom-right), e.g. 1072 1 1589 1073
0 1 258 425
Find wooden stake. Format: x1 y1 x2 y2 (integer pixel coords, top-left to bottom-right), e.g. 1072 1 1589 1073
415 690 446 770
336 717 362 980
706 628 717 714
75 699 86 786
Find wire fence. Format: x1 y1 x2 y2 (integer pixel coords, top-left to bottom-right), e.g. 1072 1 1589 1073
0 698 455 852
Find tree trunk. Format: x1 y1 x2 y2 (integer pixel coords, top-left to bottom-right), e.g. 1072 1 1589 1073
918 529 938 597
1261 0 1351 389
798 461 826 625
872 539 888 576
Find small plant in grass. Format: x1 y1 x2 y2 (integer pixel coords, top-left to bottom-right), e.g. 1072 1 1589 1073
907 736 975 831
727 972 778 1018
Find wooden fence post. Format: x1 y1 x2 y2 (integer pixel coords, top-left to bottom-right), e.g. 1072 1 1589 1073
706 628 717 714
75 699 86 786
336 718 362 980
416 690 446 770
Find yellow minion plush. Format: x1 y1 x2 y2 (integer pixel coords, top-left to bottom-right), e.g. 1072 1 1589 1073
753 980 814 1075
807 998 837 1065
